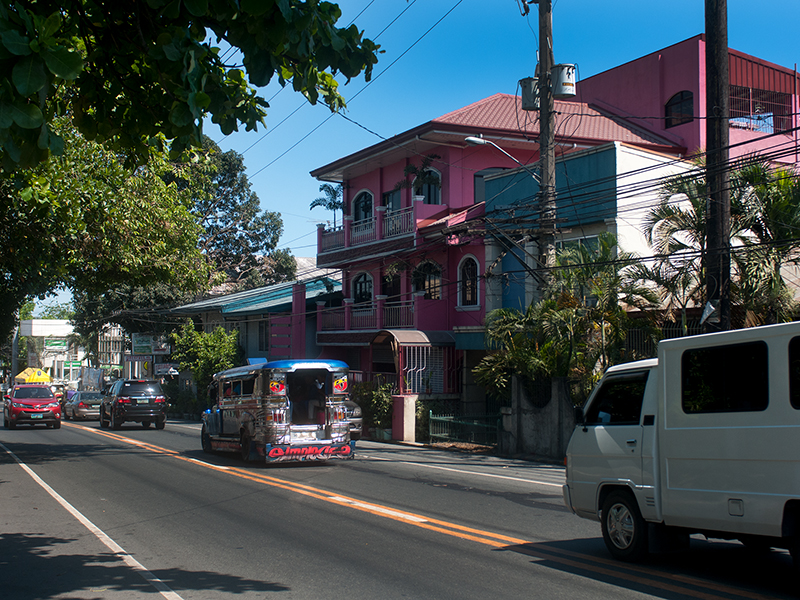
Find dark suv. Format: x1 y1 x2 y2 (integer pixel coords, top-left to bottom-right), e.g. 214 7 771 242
100 379 167 430
3 384 62 429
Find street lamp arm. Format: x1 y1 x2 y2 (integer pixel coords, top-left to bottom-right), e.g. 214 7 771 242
464 136 541 183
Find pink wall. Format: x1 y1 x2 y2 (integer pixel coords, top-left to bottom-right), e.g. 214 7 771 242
571 34 799 163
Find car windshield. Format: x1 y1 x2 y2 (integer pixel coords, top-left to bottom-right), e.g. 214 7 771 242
15 387 54 399
122 382 162 395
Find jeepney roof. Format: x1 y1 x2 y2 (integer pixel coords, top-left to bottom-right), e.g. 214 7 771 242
214 360 349 379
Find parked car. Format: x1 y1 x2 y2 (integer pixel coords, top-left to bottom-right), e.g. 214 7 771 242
343 399 362 440
100 379 167 430
3 383 62 429
64 391 103 421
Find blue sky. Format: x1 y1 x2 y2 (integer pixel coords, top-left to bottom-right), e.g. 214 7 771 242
209 0 800 260
36 0 800 312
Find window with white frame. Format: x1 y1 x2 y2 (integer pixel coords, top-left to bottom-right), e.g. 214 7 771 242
458 256 479 306
353 191 373 222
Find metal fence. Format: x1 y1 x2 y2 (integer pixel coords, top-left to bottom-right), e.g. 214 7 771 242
428 411 500 446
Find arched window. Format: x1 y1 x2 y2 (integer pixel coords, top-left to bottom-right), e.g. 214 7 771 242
414 168 441 205
353 191 373 222
353 273 373 304
382 271 402 302
459 256 479 306
412 261 441 300
665 91 693 128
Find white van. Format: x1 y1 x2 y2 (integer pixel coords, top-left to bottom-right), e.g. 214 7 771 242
563 321 800 567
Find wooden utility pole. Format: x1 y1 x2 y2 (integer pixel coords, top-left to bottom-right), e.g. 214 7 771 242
704 0 731 331
537 0 556 298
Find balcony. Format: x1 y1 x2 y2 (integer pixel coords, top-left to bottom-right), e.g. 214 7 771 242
317 204 433 254
318 299 414 331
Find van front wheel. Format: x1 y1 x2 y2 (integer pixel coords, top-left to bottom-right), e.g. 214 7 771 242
601 490 648 562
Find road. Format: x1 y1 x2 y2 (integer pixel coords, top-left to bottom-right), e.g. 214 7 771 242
0 419 796 599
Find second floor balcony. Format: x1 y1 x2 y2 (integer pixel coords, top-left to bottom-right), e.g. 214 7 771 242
317 203 440 255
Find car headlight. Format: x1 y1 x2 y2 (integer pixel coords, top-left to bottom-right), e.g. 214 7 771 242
45 402 60 409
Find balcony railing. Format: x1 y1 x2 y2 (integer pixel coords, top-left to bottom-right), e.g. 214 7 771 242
351 217 377 245
318 300 414 331
383 206 414 238
320 224 344 251
384 301 414 328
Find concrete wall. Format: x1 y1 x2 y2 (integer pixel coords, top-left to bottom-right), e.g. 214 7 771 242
499 376 576 462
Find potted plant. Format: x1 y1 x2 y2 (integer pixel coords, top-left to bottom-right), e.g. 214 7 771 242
394 154 441 201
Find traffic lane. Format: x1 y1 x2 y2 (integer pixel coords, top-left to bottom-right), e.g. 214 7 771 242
6 426 609 599
5 425 798 600
113 426 800 599
91 423 582 546
0 439 167 600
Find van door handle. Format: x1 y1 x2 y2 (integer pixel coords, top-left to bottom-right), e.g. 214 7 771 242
626 439 637 446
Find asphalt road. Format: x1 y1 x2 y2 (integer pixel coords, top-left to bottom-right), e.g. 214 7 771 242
0 419 796 599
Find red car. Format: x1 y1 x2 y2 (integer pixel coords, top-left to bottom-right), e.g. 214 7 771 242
3 384 62 429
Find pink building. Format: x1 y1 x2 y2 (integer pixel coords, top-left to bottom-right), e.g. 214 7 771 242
307 92 682 406
566 34 799 165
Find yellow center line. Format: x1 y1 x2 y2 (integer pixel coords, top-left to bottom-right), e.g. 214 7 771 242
64 423 774 600
68 422 526 547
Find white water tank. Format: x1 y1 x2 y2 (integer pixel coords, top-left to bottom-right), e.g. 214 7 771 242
551 64 576 98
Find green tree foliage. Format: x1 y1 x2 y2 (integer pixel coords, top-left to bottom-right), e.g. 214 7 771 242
0 0 378 339
473 233 659 402
644 156 800 327
0 122 208 339
0 1 380 171
170 321 241 399
37 302 73 320
167 137 296 289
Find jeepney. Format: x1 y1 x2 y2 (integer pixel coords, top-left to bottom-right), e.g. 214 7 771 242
201 360 354 463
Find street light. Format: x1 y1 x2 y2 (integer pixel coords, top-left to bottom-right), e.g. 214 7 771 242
464 136 540 183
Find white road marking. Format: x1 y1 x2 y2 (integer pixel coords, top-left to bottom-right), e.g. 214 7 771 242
0 442 185 600
360 453 564 487
328 496 428 522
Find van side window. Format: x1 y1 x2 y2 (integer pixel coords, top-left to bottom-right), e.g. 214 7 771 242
682 341 768 413
584 373 649 425
789 337 800 409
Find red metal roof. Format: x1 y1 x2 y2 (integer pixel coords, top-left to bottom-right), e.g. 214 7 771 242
433 93 680 148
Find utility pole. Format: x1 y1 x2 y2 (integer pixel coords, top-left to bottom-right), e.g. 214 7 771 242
704 0 731 331
537 0 556 299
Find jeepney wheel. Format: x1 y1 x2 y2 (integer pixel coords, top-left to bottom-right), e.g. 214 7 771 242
601 490 648 562
240 431 252 461
201 425 213 454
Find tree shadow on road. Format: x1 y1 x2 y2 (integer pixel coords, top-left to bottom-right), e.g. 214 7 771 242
0 532 290 600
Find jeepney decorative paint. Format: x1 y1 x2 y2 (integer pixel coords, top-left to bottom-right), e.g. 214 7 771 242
203 359 354 465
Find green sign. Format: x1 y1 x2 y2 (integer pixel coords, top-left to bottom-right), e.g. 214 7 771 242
45 338 67 349
65 361 82 368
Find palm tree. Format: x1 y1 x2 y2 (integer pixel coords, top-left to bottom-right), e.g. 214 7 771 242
730 159 800 324
309 183 344 228
643 157 800 327
473 233 658 400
